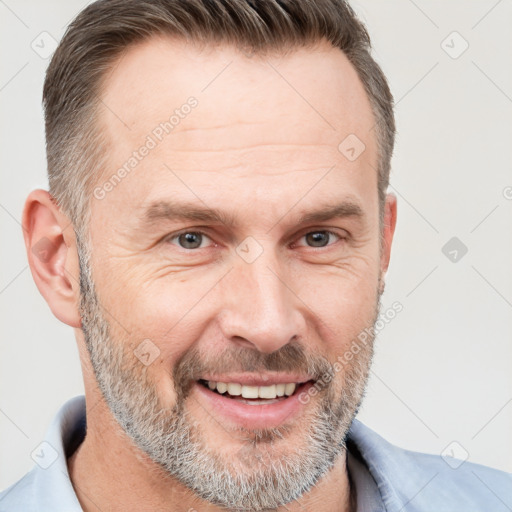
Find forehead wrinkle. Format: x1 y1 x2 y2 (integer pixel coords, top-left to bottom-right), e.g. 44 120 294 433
168 143 335 153
178 169 338 180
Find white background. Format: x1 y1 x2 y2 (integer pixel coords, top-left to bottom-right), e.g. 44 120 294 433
1 0 511 492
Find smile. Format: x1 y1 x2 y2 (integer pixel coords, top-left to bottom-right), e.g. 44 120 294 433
199 379 299 401
194 378 316 428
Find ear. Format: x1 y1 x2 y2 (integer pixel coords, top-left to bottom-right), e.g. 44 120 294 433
22 190 81 327
379 192 397 294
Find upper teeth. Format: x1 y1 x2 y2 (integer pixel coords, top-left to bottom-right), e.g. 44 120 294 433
206 381 297 399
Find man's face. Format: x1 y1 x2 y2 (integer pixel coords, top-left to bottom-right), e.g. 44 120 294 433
80 37 390 509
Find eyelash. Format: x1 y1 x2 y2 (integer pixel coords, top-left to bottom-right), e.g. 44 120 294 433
166 229 345 250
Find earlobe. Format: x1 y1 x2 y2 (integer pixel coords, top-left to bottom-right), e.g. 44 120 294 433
22 190 82 328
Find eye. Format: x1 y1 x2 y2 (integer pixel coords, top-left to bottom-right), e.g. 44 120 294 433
168 231 212 250
297 230 342 248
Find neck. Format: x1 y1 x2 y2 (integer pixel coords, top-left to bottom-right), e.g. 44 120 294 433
68 394 354 512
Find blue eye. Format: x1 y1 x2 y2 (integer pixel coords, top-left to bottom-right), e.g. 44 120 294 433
170 232 211 249
301 231 341 248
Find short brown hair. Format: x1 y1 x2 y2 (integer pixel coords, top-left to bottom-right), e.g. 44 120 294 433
43 0 395 233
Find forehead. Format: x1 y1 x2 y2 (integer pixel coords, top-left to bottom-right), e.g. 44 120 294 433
93 37 378 226
100 36 375 138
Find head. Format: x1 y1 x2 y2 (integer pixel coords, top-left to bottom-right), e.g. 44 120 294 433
24 0 397 510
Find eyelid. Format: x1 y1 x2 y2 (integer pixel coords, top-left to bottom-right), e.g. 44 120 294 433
165 229 214 249
292 229 345 248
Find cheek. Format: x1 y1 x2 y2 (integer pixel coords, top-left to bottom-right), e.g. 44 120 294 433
102 264 223 333
295 264 380 352
109 273 222 377
92 270 220 402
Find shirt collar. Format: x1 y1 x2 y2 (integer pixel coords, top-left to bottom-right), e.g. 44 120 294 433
32 395 85 511
347 439 385 511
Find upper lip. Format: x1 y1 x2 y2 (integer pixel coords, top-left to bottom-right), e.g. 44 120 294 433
198 373 314 386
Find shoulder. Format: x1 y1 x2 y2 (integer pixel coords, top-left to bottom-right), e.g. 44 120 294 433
348 419 512 512
0 396 86 512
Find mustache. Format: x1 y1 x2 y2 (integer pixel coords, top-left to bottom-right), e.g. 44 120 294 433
173 341 334 400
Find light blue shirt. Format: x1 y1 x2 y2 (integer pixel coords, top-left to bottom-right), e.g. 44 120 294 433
1 396 511 511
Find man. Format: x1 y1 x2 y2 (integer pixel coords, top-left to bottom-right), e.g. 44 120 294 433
1 0 510 510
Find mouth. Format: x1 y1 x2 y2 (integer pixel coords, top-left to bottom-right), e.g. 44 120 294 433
194 377 316 429
198 379 307 404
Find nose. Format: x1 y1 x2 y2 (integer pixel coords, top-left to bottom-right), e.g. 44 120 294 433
217 254 305 354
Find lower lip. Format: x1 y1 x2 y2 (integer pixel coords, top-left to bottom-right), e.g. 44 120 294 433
193 381 315 430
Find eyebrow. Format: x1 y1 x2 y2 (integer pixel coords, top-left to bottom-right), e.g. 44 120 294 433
141 201 237 227
295 201 364 226
139 198 365 230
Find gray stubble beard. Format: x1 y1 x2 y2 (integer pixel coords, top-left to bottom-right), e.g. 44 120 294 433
77 236 378 511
